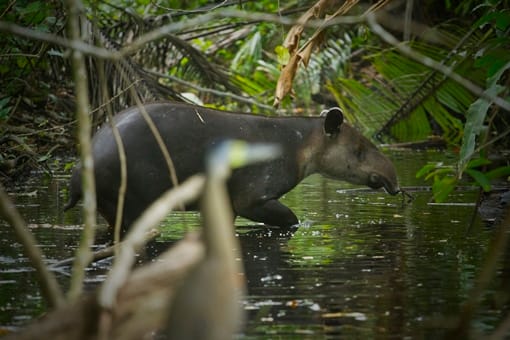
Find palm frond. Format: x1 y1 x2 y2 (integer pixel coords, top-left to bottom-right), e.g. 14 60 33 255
327 23 487 143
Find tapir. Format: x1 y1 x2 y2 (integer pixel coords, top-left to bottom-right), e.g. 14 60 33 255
64 102 400 232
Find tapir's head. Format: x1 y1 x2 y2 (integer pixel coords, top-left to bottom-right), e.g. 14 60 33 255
316 107 400 195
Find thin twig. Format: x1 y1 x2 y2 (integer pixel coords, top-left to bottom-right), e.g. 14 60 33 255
0 20 113 59
126 80 182 205
0 10 362 60
145 69 275 111
66 0 97 301
49 229 160 269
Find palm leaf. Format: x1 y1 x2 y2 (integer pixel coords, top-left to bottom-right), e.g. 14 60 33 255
327 24 487 142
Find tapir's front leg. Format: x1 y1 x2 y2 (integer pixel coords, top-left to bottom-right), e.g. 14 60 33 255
237 199 299 227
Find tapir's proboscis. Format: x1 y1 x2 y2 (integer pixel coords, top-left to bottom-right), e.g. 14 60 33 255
65 102 400 233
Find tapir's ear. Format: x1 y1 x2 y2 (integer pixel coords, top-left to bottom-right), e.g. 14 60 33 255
322 107 344 137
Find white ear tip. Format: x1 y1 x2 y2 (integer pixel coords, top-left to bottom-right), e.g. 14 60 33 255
320 107 343 117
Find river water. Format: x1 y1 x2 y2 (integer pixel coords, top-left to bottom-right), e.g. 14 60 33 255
1 149 509 338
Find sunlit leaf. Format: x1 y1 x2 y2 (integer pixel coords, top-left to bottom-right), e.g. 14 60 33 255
274 45 290 66
416 163 439 178
425 167 455 181
432 176 457 203
231 31 262 76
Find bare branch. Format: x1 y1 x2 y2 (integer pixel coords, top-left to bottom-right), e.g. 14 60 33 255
145 69 275 111
66 0 97 301
0 10 363 61
0 20 113 59
116 9 363 57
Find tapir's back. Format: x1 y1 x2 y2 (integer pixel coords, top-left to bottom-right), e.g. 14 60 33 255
66 102 399 232
80 102 307 230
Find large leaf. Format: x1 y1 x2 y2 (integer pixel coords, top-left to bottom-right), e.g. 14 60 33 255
230 31 262 76
432 176 458 203
465 168 492 191
458 60 510 171
330 34 480 142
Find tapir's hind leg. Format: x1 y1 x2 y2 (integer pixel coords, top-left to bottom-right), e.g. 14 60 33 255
237 199 298 227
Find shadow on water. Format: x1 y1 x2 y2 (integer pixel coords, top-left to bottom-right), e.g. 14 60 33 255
1 150 509 338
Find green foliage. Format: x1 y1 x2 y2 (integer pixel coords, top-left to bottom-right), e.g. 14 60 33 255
416 1 510 202
0 0 63 101
0 97 12 121
330 40 476 140
459 61 510 172
416 157 510 202
230 30 262 75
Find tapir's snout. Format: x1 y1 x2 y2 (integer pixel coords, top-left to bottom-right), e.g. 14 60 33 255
369 172 400 195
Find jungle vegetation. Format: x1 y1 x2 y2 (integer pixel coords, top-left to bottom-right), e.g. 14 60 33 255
1 0 509 204
0 0 509 197
0 0 509 338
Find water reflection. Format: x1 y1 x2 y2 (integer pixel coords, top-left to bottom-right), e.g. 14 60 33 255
0 150 508 338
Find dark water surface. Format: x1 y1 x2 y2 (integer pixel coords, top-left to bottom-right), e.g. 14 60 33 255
1 150 508 338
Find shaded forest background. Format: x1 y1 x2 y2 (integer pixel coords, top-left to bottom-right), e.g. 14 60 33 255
0 0 509 201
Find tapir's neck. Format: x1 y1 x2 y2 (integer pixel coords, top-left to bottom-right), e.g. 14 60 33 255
283 117 324 181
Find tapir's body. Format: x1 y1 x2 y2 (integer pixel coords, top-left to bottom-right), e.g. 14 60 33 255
65 102 399 232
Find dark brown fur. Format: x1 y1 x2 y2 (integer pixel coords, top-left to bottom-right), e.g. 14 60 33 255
65 103 399 231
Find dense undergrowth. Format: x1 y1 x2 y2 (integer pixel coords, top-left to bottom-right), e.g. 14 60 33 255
0 0 509 203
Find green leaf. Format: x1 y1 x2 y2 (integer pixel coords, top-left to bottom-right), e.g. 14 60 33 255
0 97 11 108
487 60 510 88
425 167 455 181
416 163 438 178
467 157 491 169
495 9 510 30
475 50 509 78
485 166 510 180
231 31 262 75
64 161 75 172
432 176 457 203
465 168 492 191
459 60 510 171
274 45 290 66
475 11 498 28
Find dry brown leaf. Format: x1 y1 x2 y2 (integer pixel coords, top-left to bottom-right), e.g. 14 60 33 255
274 54 301 107
283 26 304 55
298 30 325 67
283 0 333 54
275 0 380 106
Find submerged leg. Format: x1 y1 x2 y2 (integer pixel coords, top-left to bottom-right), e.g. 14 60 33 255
237 199 299 227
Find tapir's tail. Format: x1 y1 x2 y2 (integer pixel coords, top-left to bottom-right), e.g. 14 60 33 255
63 169 82 211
